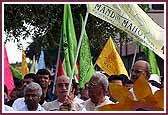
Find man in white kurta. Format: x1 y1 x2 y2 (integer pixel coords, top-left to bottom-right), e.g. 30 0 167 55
43 76 84 111
82 96 114 111
43 99 83 111
81 72 115 111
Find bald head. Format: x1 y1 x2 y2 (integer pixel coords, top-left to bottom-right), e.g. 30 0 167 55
131 60 150 82
134 60 150 71
56 76 70 84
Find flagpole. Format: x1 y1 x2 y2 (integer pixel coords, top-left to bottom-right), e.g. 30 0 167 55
52 28 63 94
67 12 89 95
129 43 137 78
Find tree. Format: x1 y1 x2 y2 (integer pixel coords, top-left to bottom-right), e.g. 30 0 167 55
4 4 150 68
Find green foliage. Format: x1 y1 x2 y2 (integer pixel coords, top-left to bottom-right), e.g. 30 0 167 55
138 4 150 12
4 4 150 68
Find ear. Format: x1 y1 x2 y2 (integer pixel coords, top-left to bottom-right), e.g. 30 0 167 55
146 72 151 80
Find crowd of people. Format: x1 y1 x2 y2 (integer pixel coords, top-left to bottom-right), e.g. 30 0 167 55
4 59 164 111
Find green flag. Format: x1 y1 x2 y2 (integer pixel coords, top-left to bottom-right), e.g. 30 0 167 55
10 65 23 79
62 4 78 82
79 14 95 88
141 45 160 80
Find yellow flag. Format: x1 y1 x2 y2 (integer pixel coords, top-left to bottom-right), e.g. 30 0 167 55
22 49 29 78
96 36 128 76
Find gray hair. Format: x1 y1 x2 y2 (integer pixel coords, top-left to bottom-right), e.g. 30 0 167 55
24 82 42 96
92 71 109 92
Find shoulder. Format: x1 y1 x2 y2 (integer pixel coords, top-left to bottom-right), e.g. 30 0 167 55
15 105 28 111
74 96 84 104
72 99 85 111
81 98 91 106
43 100 59 111
37 104 46 111
12 97 25 110
104 96 115 104
149 83 160 94
4 105 14 111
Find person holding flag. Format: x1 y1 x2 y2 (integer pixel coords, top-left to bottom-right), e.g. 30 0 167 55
43 75 83 111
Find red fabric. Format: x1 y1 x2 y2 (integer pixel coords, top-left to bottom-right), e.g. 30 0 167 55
4 45 15 95
57 58 64 77
75 61 80 81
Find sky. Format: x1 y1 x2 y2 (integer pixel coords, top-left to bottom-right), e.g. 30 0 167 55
4 22 34 64
5 38 33 64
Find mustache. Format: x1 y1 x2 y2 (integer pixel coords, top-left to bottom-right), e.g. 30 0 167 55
60 90 68 93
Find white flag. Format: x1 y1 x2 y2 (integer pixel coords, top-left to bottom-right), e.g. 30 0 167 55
87 4 164 59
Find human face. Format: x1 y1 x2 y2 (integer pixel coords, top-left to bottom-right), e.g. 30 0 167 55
131 61 148 83
38 74 51 89
55 76 70 102
110 80 123 86
88 77 104 104
24 89 41 111
23 78 33 87
125 83 133 90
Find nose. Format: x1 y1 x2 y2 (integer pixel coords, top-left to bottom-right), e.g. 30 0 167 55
23 83 27 86
40 77 45 81
62 84 67 90
28 95 33 100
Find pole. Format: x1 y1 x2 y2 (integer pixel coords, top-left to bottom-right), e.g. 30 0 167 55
129 43 137 78
67 12 89 95
52 29 63 94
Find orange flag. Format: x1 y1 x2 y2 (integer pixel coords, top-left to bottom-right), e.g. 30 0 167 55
96 36 128 76
22 49 29 78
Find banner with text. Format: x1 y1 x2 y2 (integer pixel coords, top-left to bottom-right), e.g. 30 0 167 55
87 4 164 59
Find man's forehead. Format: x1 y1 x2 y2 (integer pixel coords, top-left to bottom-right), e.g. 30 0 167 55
38 74 49 77
25 88 38 92
57 77 70 83
134 61 147 69
90 76 99 82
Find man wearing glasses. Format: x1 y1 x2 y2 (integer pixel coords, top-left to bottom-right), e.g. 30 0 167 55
82 72 115 111
129 59 160 100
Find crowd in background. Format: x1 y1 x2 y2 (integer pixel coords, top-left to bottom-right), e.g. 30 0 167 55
4 59 164 111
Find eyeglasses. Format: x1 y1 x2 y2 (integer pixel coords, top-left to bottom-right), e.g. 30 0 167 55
131 69 145 74
88 82 98 88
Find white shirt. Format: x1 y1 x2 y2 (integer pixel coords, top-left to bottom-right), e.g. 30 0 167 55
129 83 160 101
82 96 115 111
43 99 84 111
16 104 46 111
12 97 47 110
4 105 14 111
74 96 84 104
12 97 25 111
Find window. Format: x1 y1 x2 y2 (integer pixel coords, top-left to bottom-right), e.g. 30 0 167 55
149 4 164 12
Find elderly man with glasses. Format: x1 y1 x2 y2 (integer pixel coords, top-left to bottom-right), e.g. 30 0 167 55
129 59 160 100
81 72 115 111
